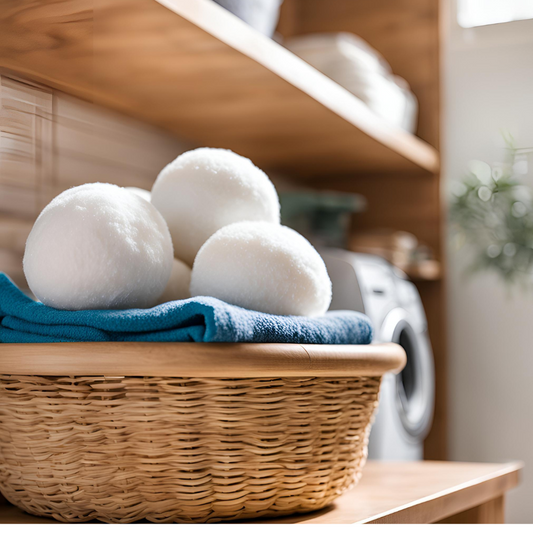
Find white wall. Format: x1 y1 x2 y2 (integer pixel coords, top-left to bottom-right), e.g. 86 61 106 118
445 3 533 524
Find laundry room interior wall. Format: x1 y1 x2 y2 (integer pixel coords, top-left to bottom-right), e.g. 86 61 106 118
444 3 533 524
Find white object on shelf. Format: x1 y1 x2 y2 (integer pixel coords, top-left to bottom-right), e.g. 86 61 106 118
212 0 284 37
285 33 419 133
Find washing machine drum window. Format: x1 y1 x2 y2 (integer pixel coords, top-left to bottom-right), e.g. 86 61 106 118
381 309 434 439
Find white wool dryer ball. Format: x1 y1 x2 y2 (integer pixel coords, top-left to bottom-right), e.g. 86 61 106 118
190 221 332 316
157 257 192 304
151 148 280 265
23 183 174 310
126 186 151 203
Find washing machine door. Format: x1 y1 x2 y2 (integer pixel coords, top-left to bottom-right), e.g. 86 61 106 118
381 308 434 439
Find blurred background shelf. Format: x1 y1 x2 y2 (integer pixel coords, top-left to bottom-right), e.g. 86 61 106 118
404 261 442 281
0 0 438 179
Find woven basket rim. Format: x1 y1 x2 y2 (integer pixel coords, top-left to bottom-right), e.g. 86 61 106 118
0 342 405 377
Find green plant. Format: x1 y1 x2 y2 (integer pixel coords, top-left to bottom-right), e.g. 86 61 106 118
450 134 533 283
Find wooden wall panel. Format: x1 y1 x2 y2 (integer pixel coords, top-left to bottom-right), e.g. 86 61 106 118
0 76 53 218
315 174 442 255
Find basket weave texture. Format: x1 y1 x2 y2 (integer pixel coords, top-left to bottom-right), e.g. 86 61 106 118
0 373 380 523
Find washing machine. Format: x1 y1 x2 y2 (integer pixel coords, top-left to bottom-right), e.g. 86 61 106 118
319 247 435 460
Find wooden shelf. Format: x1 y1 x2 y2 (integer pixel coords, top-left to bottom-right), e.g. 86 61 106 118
0 461 522 524
0 0 439 179
404 260 442 281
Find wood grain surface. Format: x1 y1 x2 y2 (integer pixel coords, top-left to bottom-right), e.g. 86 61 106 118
0 342 405 377
0 0 438 178
0 74 188 219
438 496 505 524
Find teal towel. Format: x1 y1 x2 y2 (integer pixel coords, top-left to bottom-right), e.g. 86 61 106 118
0 274 372 344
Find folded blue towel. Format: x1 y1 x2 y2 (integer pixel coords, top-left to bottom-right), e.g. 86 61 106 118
0 274 372 344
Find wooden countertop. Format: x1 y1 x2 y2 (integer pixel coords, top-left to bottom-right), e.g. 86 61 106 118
253 461 523 524
0 461 522 524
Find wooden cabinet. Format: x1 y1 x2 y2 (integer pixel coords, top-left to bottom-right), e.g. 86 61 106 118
0 0 447 458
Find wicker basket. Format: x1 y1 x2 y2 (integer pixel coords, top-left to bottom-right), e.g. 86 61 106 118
0 342 404 523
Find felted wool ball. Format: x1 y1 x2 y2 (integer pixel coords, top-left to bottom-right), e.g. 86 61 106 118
23 183 174 310
157 258 191 304
190 221 332 316
126 186 151 203
151 148 280 266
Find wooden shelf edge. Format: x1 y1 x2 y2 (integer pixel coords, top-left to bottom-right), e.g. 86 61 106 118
157 0 440 174
249 461 523 524
362 461 523 524
404 260 442 281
